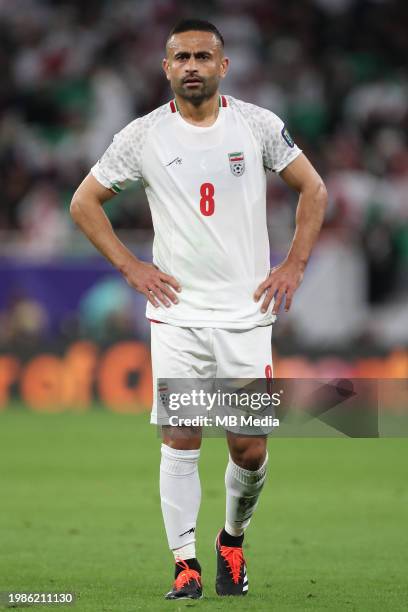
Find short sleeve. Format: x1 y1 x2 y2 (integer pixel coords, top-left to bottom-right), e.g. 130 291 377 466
260 110 302 173
90 119 144 193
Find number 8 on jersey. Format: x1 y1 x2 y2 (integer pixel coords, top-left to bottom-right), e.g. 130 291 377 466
200 182 215 216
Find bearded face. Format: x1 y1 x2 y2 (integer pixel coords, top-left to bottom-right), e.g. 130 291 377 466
163 31 228 105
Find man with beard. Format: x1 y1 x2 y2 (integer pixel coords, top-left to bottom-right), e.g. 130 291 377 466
71 19 327 600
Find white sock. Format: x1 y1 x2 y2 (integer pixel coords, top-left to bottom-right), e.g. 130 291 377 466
225 453 268 537
173 542 196 562
160 444 201 558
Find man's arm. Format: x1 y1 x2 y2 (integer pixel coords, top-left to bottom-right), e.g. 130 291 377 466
254 153 328 314
70 174 181 308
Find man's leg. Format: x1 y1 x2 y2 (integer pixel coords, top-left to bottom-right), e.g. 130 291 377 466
224 433 268 540
213 326 272 596
160 427 205 600
150 323 214 599
160 426 202 569
214 433 268 595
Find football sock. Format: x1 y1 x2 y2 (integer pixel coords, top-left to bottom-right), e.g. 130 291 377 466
224 453 268 537
160 444 201 554
173 542 196 561
219 527 244 547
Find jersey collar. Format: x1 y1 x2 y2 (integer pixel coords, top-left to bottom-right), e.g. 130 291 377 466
169 95 227 113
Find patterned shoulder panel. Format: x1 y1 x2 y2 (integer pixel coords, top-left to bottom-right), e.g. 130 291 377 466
91 102 171 192
226 96 301 173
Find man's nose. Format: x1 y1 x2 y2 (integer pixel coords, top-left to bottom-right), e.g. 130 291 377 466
185 56 198 72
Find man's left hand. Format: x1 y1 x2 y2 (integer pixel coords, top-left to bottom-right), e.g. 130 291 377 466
254 259 305 315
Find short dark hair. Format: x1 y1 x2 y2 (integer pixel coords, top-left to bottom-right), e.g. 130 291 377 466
167 19 224 48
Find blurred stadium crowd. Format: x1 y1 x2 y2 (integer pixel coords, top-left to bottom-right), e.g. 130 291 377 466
0 0 407 355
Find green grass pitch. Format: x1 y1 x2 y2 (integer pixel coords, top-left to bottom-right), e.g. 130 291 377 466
1 408 407 611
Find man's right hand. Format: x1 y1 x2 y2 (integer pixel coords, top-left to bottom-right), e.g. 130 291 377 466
122 258 181 308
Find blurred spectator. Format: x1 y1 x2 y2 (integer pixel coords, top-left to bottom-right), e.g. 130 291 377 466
0 289 49 350
0 0 407 351
17 180 71 255
78 276 149 343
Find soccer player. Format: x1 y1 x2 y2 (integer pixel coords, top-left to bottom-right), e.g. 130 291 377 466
70 19 327 599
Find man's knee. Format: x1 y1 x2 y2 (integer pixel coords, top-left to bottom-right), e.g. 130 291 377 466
161 425 202 450
228 436 267 470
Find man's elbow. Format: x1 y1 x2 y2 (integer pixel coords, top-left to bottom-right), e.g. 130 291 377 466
70 194 85 225
314 178 328 211
70 198 80 222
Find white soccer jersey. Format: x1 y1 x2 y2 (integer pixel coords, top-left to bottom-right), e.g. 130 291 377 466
91 95 301 329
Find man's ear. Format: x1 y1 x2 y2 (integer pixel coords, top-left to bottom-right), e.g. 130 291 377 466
162 58 171 81
220 56 230 79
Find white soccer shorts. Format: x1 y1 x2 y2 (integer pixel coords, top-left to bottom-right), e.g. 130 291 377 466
150 322 273 426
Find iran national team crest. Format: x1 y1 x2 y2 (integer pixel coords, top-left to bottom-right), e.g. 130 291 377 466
228 151 245 176
158 380 169 409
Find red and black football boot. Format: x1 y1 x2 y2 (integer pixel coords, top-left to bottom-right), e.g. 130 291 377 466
215 529 248 596
165 559 203 600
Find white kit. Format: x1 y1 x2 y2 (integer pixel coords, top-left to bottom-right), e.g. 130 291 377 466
91 95 301 329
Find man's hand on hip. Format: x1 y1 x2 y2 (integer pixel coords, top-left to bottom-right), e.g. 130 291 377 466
253 259 304 315
122 258 181 309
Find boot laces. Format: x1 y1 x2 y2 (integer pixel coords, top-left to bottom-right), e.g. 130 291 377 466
220 544 244 584
174 559 201 590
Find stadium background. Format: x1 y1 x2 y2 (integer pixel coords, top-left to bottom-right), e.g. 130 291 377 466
1 2 407 611
0 0 407 412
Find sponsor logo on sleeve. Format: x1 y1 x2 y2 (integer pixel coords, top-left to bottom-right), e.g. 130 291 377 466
281 126 294 148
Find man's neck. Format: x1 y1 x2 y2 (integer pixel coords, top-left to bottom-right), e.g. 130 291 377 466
174 93 220 127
